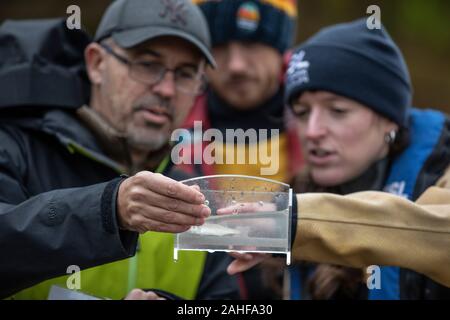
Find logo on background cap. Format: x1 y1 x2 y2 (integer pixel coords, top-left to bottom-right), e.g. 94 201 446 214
160 0 187 26
287 50 310 85
236 2 260 32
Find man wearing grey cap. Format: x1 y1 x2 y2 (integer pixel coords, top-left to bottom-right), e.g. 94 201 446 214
1 0 238 300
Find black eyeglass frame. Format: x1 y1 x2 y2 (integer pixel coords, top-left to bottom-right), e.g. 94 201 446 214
100 43 206 96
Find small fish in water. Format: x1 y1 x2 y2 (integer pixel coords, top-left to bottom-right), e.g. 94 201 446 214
188 224 240 236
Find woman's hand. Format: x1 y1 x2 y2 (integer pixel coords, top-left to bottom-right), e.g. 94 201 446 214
124 289 166 300
227 252 269 275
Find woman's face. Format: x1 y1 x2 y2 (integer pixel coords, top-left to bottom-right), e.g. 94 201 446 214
292 91 398 187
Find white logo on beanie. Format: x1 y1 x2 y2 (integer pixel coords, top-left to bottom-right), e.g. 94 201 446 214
287 50 310 85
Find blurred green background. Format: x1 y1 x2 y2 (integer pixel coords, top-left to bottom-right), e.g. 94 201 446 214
1 0 449 112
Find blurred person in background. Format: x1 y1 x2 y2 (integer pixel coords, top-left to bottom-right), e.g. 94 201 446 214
175 0 303 300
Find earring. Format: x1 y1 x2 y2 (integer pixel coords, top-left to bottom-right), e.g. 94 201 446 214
384 130 397 144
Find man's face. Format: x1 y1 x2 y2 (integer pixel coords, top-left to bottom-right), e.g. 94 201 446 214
207 41 283 110
88 36 204 152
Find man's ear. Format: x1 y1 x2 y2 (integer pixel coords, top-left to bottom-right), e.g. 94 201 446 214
85 43 106 85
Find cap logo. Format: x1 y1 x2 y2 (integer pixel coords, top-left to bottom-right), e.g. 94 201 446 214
160 0 188 27
287 50 310 85
236 2 260 33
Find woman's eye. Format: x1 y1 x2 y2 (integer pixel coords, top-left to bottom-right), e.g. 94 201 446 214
331 107 348 115
291 105 307 117
293 108 309 118
291 103 308 115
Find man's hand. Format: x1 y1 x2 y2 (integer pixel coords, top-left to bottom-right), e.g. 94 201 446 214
227 252 268 275
117 171 210 234
124 289 165 300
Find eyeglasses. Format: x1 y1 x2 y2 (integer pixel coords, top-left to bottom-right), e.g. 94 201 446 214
101 44 206 96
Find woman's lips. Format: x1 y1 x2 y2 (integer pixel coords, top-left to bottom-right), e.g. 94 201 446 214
307 149 337 166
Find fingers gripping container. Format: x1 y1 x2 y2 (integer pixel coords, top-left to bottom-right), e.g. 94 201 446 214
174 175 292 265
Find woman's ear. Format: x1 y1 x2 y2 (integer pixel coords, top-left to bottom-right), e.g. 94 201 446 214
84 43 106 85
380 116 399 135
386 121 399 135
382 119 400 145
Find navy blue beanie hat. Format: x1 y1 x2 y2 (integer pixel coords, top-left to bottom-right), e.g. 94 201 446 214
285 18 412 127
193 0 297 53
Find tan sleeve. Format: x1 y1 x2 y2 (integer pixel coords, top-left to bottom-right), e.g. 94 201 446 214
293 165 450 288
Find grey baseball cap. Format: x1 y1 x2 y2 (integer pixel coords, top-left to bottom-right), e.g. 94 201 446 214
94 0 215 67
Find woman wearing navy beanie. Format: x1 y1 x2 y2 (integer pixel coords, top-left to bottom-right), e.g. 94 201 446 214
229 18 450 300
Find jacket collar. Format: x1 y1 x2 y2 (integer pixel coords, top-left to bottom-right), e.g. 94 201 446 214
42 108 126 173
3 106 171 175
76 106 172 174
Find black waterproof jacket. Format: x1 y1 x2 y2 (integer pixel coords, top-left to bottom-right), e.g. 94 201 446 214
0 18 239 299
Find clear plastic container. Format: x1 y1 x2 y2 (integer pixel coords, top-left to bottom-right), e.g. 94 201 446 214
174 175 292 265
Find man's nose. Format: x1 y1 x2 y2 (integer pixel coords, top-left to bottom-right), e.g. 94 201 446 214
152 71 176 98
227 43 247 73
